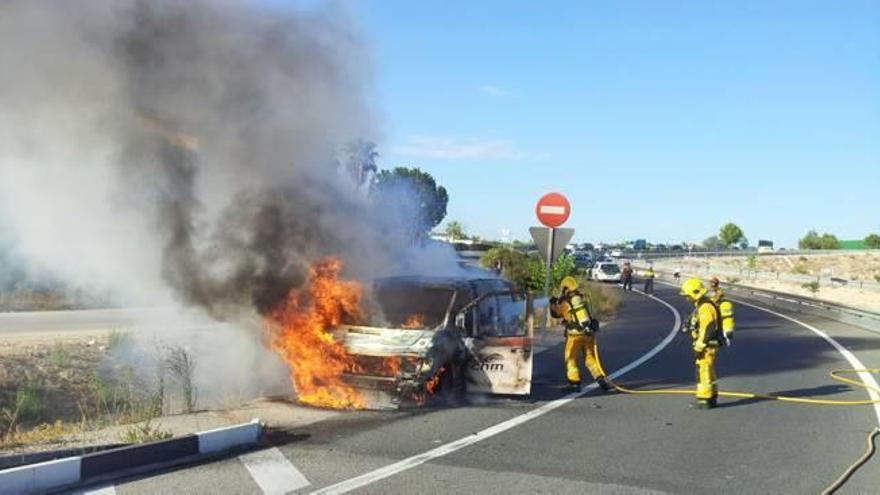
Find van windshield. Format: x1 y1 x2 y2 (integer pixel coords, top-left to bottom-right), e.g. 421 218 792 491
372 285 454 329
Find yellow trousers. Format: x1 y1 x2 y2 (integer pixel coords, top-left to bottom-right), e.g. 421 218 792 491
564 334 603 384
695 348 718 400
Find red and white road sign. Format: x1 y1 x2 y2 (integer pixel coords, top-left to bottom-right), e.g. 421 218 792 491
535 192 571 228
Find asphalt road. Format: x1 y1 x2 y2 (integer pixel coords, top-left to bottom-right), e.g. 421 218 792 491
0 307 216 336
67 285 880 494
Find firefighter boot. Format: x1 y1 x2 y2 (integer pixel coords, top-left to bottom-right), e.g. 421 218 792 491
596 376 612 393
695 397 717 409
564 380 582 393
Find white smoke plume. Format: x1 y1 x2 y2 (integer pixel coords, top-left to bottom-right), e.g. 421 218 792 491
0 0 465 405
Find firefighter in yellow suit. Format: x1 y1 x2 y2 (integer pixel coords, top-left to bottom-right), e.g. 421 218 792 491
681 278 723 409
551 277 611 393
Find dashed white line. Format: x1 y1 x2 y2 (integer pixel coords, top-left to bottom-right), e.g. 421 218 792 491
310 291 682 495
240 447 311 495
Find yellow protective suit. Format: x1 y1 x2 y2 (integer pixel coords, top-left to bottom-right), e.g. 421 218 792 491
691 299 722 404
556 292 604 386
565 333 604 384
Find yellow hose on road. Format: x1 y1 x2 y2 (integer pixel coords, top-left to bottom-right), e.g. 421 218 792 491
590 342 880 493
593 341 880 405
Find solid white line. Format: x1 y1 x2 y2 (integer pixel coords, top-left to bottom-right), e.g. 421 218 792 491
310 291 682 495
658 279 880 423
732 298 880 425
240 447 311 495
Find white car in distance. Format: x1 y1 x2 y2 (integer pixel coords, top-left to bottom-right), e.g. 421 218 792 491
592 262 622 282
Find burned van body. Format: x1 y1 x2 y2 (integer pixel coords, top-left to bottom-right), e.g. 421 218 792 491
336 276 540 408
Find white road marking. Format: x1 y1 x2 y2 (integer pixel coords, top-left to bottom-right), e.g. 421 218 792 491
659 278 880 423
538 205 566 215
733 298 880 425
73 486 116 495
240 447 311 495
310 291 682 495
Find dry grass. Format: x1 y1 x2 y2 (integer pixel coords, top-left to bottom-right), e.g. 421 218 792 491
0 336 197 451
579 280 621 319
719 252 880 280
118 418 172 444
0 421 81 449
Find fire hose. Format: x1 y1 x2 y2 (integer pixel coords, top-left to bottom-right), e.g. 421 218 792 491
591 341 880 494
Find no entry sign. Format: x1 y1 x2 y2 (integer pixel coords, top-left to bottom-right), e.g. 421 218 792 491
535 192 571 228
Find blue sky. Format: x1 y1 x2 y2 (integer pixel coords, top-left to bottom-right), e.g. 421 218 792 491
346 2 878 247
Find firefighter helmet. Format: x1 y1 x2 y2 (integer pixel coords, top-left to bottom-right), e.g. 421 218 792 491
560 276 579 293
680 278 707 300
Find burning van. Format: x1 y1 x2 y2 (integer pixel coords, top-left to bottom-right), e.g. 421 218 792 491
336 276 541 408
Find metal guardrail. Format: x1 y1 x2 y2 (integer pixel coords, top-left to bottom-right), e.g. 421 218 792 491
629 249 880 260
650 270 880 334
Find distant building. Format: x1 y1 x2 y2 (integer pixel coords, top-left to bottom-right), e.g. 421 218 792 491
839 240 868 250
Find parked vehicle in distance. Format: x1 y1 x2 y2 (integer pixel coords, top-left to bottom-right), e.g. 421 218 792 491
609 250 623 258
592 262 622 282
573 250 593 269
758 240 774 253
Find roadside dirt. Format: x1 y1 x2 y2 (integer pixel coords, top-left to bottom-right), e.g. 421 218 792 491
712 252 880 281
653 253 880 312
0 332 113 451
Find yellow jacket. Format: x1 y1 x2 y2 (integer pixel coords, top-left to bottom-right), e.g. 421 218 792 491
691 298 721 351
554 292 593 335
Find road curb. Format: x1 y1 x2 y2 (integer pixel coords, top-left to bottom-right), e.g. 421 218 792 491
0 444 127 471
0 419 262 494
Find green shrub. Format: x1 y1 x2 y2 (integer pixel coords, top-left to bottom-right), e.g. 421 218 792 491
792 264 810 275
15 380 44 423
802 280 820 294
118 418 172 444
481 247 580 295
49 344 72 368
746 255 757 271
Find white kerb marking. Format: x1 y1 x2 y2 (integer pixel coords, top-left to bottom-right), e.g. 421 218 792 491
76 485 117 495
241 447 311 495
538 205 566 215
310 291 681 495
733 298 880 425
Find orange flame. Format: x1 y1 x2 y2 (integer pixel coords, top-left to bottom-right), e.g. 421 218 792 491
265 257 366 409
345 355 401 377
401 313 425 329
425 366 446 395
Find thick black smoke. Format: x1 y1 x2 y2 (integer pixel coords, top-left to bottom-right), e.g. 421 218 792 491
0 0 469 401
110 1 396 318
0 0 444 320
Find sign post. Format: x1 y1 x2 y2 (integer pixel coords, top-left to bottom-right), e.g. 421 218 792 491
530 192 574 328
